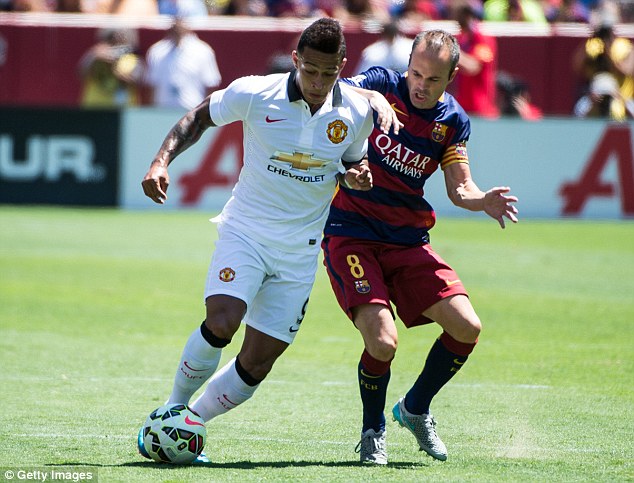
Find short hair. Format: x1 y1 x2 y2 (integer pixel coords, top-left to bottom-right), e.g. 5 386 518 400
297 18 346 60
411 30 460 79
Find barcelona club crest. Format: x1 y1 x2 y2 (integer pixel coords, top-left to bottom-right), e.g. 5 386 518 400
431 122 447 143
354 279 371 294
455 141 468 158
218 267 235 282
327 119 348 144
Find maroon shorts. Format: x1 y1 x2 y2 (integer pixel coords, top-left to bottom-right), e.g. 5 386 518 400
322 236 468 327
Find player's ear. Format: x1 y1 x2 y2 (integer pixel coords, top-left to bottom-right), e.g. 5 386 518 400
339 57 347 73
448 66 458 83
292 50 300 69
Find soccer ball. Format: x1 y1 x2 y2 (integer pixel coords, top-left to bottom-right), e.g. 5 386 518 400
142 404 207 464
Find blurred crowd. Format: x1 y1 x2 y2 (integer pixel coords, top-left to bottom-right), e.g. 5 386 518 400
2 0 632 119
76 17 222 109
1 0 633 24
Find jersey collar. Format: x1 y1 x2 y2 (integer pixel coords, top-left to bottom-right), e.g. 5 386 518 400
287 69 343 107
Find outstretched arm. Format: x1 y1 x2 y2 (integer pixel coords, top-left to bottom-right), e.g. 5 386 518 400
443 162 519 228
141 97 215 204
346 85 403 135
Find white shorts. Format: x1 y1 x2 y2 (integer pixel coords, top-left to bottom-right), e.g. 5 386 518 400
204 226 318 344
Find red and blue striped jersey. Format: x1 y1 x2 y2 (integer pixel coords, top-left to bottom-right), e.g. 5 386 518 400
324 67 471 246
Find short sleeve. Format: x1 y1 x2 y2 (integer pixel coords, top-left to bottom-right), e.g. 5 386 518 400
341 66 391 95
208 76 255 126
341 109 374 163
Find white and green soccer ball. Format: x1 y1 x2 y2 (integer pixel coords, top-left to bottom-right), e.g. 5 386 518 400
142 403 207 464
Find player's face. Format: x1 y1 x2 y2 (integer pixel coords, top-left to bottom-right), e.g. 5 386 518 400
292 47 346 110
406 44 457 110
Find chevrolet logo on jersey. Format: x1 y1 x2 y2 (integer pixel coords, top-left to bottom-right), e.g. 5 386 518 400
271 151 328 171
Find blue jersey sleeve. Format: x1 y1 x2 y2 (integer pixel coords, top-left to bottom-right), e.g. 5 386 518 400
341 66 397 95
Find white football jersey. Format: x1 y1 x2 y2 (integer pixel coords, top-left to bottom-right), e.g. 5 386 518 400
209 71 374 254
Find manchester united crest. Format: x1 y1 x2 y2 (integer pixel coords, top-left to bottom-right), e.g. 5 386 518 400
431 122 448 143
327 119 348 144
354 279 371 294
218 267 235 282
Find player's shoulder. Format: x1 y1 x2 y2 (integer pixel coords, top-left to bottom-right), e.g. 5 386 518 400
437 92 471 140
227 72 288 96
189 35 219 55
338 82 372 116
147 38 171 57
440 92 470 123
344 66 399 90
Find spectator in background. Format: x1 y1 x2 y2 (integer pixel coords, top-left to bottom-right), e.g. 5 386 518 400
221 0 267 15
265 0 322 17
78 28 144 108
331 0 390 27
483 0 548 23
573 71 634 119
588 0 621 26
451 1 499 118
544 0 590 22
56 0 82 11
145 17 222 110
572 22 634 121
106 0 159 14
157 0 211 16
0 0 190 11
353 21 413 74
496 71 543 120
390 0 443 25
4 0 48 10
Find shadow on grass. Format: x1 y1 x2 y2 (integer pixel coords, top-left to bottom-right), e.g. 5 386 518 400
47 460 430 469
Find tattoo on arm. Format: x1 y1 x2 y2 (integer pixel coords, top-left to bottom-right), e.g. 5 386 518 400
155 105 213 166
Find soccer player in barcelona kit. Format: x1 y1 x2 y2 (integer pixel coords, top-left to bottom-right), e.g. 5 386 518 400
322 30 519 464
137 18 400 463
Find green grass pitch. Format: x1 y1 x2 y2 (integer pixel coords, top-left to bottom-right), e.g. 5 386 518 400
1 206 632 482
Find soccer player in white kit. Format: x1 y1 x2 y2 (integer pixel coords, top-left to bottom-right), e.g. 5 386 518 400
138 18 399 463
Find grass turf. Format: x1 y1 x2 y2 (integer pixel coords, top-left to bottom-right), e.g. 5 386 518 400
0 206 632 482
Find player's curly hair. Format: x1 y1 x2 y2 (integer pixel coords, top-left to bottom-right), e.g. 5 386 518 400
297 18 346 60
411 30 460 79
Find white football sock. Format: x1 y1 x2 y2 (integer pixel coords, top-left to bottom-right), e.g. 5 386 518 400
190 357 259 422
167 328 222 405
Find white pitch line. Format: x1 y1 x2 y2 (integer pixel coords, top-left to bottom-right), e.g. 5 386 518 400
8 433 606 454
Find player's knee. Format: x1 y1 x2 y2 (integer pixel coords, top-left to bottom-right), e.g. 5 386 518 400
244 364 270 382
457 317 481 343
203 314 238 340
367 335 397 362
204 295 245 339
236 354 274 382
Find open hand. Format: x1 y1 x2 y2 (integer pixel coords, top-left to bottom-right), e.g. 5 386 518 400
483 187 519 228
369 92 404 135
